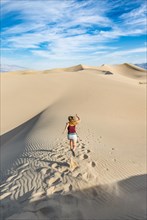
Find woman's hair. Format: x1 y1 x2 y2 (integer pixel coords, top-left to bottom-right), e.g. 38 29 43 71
68 116 74 121
68 116 77 125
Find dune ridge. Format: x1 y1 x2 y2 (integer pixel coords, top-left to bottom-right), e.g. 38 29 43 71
3 62 146 79
98 63 147 80
42 64 84 74
1 64 146 219
124 63 147 71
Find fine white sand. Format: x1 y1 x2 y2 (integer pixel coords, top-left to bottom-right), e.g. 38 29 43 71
0 63 146 220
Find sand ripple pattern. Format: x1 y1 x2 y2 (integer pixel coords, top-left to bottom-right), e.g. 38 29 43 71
0 127 146 220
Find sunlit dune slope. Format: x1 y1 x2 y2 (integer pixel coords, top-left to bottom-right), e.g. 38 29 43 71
98 63 147 80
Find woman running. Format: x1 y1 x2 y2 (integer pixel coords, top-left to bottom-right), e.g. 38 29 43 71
63 114 81 157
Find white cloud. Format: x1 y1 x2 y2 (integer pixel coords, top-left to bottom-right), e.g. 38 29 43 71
2 0 145 49
1 0 113 52
120 4 146 27
1 0 146 68
103 47 146 58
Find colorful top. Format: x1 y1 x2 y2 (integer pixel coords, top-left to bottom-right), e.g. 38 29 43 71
68 125 76 134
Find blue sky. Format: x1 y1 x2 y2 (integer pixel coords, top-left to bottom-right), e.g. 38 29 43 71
1 0 146 70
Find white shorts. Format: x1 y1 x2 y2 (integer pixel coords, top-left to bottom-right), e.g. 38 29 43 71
68 133 77 142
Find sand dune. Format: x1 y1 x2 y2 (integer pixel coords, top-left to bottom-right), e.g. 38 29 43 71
0 64 146 219
98 63 147 80
62 64 99 72
43 63 147 85
43 64 100 73
2 70 38 75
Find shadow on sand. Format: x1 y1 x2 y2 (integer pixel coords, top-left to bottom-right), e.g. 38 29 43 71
0 111 45 175
1 174 146 220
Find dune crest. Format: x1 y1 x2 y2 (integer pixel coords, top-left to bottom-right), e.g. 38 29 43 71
4 63 146 83
124 63 147 71
43 64 85 73
64 64 84 71
97 63 147 81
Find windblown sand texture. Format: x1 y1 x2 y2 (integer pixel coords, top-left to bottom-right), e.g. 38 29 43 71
0 63 146 220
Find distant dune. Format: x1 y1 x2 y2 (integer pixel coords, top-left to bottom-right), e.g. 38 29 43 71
43 64 84 73
4 70 38 75
1 63 146 220
64 64 84 71
62 64 99 72
42 62 146 81
97 63 147 81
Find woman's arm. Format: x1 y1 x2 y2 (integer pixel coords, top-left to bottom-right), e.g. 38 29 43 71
75 114 81 123
63 123 69 134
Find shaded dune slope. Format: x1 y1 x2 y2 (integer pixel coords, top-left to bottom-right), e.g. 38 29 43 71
0 111 45 173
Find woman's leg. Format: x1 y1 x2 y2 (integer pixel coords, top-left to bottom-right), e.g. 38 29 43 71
73 140 77 151
71 140 75 157
69 140 73 150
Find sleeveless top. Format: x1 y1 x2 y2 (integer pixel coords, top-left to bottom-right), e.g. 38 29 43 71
68 125 76 134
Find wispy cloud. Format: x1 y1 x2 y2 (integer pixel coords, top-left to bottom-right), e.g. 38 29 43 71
120 3 146 26
1 0 146 68
105 47 146 57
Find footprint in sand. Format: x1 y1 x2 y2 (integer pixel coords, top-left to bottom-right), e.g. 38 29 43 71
72 171 82 178
79 154 88 160
79 148 85 153
43 171 55 182
40 167 50 175
30 191 46 202
64 183 72 192
36 167 50 175
50 153 56 157
109 148 115 155
47 184 63 196
46 185 56 195
112 158 116 162
58 166 69 173
60 157 66 162
46 176 61 187
83 171 96 181
86 149 90 153
51 163 59 170
56 155 64 159
89 161 96 167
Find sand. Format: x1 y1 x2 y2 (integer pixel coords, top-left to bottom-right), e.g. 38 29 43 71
0 63 146 220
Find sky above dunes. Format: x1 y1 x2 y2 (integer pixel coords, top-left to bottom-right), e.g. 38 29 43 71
1 0 146 70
